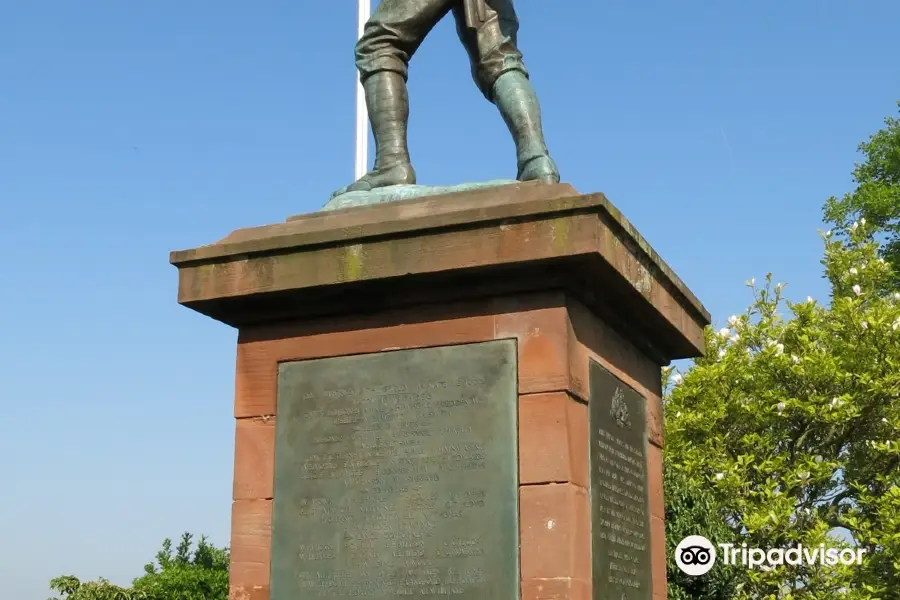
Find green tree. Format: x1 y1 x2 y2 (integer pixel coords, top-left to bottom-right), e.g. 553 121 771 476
47 576 143 600
49 534 228 600
824 101 900 291
132 533 229 600
665 103 900 599
664 218 900 599
666 271 900 598
664 461 744 599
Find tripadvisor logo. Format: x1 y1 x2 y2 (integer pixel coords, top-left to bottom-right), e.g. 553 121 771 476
675 536 717 576
675 535 866 576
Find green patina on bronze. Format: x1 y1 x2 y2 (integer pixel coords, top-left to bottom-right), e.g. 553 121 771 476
270 341 520 600
589 360 653 599
323 180 517 211
330 0 559 207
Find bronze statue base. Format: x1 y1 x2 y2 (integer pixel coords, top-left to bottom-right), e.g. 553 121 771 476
322 179 518 211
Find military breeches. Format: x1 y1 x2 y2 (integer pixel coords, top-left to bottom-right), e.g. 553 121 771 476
356 0 528 101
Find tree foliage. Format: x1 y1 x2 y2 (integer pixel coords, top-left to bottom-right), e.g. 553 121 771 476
665 103 900 599
48 534 228 600
664 462 744 599
824 101 900 290
47 576 141 600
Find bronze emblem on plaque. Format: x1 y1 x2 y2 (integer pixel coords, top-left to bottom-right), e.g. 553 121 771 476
610 386 631 430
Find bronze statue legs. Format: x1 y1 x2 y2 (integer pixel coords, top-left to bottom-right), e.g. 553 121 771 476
335 0 558 196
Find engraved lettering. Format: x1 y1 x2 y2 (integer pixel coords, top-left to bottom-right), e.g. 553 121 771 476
271 343 518 600
590 362 653 598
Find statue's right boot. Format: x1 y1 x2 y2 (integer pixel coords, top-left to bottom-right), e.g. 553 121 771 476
332 71 416 197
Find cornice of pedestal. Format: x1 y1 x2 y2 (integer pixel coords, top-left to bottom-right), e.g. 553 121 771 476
170 181 710 361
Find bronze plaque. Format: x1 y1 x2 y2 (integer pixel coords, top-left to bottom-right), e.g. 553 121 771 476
589 361 653 599
270 340 519 600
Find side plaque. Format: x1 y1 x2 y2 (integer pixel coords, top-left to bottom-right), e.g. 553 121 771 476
589 361 653 599
270 340 519 600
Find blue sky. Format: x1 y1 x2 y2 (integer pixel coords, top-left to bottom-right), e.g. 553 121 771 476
1 1 898 598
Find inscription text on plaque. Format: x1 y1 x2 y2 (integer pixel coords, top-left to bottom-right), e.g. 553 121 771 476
589 360 653 599
270 341 518 600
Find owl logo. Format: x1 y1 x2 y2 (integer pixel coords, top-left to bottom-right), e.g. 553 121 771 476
610 387 631 429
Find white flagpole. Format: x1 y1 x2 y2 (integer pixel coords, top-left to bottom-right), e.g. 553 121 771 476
354 0 371 180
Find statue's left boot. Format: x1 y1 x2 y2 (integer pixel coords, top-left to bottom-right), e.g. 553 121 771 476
492 71 560 183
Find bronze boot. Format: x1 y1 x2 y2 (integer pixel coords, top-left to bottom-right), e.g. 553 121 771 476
492 71 560 183
333 71 416 197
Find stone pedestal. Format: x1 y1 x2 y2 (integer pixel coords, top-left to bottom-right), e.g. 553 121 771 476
170 182 709 600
